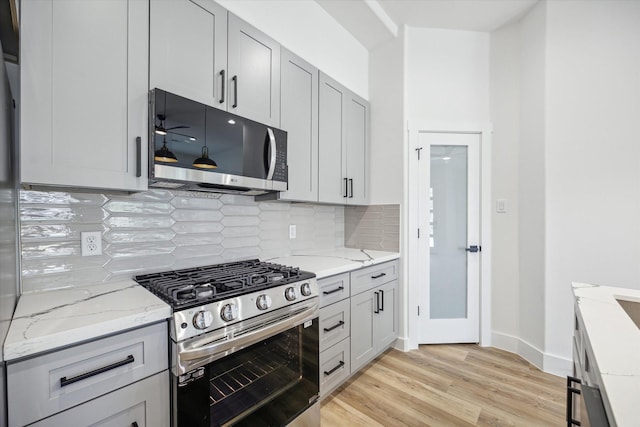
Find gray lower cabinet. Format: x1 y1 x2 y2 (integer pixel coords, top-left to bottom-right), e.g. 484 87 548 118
7 322 169 427
350 261 398 374
318 274 351 398
319 338 350 397
318 260 399 398
30 372 169 427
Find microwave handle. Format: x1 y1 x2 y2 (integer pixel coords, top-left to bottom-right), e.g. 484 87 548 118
266 128 277 180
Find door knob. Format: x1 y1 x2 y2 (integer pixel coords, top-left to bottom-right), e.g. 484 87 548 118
465 245 481 253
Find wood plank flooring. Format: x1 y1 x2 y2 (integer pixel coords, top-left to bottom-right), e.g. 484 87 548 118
320 344 566 426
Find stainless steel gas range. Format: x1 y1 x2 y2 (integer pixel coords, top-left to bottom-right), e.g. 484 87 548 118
135 260 320 427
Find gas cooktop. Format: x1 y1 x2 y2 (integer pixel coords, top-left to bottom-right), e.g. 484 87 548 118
134 259 316 310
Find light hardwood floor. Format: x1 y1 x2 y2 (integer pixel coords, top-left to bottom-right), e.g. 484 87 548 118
321 344 566 426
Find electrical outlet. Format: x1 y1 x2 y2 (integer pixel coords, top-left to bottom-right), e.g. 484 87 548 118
81 231 103 256
289 225 296 239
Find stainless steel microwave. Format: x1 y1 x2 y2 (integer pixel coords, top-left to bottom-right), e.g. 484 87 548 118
148 89 287 195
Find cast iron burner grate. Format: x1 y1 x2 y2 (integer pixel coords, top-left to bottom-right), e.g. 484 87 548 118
134 259 315 310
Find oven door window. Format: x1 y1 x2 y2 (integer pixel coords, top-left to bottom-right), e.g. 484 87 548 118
175 319 319 427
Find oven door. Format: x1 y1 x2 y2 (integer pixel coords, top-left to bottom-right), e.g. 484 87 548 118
172 302 319 427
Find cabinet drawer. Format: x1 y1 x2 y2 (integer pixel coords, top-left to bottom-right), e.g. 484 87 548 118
350 260 398 296
319 338 350 398
31 371 169 427
319 299 350 352
8 322 168 427
318 273 350 307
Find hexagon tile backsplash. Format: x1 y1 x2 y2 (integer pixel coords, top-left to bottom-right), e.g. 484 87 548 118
19 189 346 293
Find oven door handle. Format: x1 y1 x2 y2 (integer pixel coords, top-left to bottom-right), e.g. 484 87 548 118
179 302 318 364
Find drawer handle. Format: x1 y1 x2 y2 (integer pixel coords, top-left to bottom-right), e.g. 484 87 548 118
324 360 345 376
566 376 582 426
135 137 142 178
371 273 386 279
323 286 344 295
60 354 135 387
324 320 345 332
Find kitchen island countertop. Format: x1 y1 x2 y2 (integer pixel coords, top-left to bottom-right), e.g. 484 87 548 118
3 280 171 361
265 247 400 279
573 282 640 427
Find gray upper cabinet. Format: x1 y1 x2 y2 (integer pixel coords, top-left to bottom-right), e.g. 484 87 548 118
150 0 228 109
227 14 281 127
150 2 280 127
346 92 369 205
278 49 319 202
20 0 149 192
318 73 369 205
318 73 347 204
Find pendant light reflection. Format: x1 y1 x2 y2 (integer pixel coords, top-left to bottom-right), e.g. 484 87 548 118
154 135 178 163
193 107 218 169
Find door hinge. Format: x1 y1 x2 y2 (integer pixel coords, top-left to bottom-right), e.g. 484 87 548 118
417 228 420 238
418 305 420 316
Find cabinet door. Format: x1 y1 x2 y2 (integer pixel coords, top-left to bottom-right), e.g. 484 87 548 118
350 290 376 374
346 92 369 205
227 14 280 127
20 0 148 192
279 49 318 202
30 372 169 427
318 73 347 204
150 0 227 109
374 281 398 351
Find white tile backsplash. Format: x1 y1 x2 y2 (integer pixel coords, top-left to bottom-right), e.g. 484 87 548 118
19 189 346 292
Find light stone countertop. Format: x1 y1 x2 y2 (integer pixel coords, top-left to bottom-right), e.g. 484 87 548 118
3 280 171 362
2 248 399 362
264 247 400 279
572 282 640 427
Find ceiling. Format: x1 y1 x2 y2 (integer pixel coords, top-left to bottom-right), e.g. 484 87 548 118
316 0 538 50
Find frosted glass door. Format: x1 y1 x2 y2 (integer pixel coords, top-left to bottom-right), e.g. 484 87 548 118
418 132 480 344
430 145 468 319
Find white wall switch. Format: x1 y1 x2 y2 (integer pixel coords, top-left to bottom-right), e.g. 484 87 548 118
81 231 103 256
496 199 507 213
289 224 296 239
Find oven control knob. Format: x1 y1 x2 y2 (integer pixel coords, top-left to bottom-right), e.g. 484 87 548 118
193 310 214 330
300 282 312 297
256 294 272 311
220 303 238 322
284 287 297 301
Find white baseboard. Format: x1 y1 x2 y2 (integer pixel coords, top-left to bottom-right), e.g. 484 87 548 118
491 331 519 353
492 331 569 377
543 352 573 377
517 338 544 370
394 336 412 352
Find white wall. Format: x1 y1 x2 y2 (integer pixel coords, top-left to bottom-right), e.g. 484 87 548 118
368 27 404 204
544 0 640 365
216 0 369 99
406 28 490 123
489 21 521 348
517 0 547 366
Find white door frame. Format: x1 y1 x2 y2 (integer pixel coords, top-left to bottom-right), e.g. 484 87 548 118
404 122 492 350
